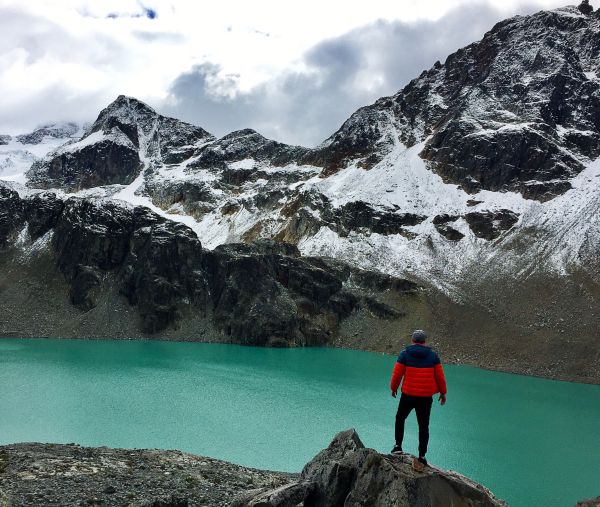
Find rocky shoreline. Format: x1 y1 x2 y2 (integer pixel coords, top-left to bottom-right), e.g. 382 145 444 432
0 430 508 507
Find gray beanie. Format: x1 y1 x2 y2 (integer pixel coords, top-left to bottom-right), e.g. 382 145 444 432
411 329 427 343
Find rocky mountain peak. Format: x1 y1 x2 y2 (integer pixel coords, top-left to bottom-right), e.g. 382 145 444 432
316 5 600 200
26 96 215 189
91 95 160 136
89 94 214 150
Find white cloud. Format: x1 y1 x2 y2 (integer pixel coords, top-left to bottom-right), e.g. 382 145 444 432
0 0 571 135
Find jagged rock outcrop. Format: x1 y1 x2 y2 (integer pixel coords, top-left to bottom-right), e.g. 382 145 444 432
433 214 464 241
235 429 507 507
322 201 427 238
189 128 310 170
0 135 11 146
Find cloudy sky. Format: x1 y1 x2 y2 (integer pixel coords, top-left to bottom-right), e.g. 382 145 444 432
0 0 575 145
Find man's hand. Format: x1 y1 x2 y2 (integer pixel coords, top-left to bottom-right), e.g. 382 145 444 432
439 393 446 405
391 389 398 398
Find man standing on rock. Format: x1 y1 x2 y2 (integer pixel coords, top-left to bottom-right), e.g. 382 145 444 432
390 330 447 471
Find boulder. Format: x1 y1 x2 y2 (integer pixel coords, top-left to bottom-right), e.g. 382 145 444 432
235 429 508 507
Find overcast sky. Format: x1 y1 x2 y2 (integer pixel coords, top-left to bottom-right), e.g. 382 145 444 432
0 0 576 145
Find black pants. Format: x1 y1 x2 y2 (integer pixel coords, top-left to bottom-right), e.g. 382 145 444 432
395 393 433 457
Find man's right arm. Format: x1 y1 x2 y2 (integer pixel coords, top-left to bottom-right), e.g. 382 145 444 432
434 355 447 404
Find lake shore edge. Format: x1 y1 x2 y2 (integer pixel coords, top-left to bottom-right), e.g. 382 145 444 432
1 333 598 385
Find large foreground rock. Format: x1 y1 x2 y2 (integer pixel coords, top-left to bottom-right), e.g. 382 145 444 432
235 429 507 507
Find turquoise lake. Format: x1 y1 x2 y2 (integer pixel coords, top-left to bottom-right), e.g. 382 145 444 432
1 338 599 506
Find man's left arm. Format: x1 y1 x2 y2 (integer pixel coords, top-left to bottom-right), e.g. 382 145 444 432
390 359 406 398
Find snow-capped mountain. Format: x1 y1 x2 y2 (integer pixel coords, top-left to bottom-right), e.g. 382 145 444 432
0 122 84 184
25 7 600 283
2 5 599 382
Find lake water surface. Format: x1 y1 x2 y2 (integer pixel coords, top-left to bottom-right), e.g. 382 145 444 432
1 338 599 507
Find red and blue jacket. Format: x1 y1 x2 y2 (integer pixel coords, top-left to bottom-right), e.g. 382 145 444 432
390 344 447 397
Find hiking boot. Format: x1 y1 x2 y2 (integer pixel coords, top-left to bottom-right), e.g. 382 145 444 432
412 456 428 472
390 444 403 455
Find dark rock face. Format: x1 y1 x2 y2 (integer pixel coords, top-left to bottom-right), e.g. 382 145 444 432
275 191 428 241
28 136 142 190
189 129 310 170
0 186 24 249
465 210 519 240
235 429 507 507
433 214 464 241
0 189 415 343
0 134 11 145
323 201 426 237
578 1 594 15
431 211 519 241
145 178 221 219
517 180 574 202
22 192 65 240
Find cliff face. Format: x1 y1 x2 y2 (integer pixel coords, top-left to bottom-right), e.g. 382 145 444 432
0 184 422 347
0 431 507 507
